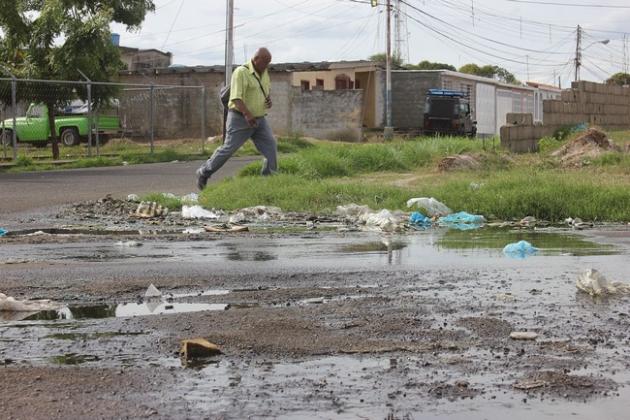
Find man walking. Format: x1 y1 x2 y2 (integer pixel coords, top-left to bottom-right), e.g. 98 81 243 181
196 47 277 190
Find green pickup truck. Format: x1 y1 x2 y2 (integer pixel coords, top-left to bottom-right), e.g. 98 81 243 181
1 102 121 147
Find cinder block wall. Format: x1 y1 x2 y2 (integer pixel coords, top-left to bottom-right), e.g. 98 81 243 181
391 72 440 129
290 88 364 141
500 81 630 152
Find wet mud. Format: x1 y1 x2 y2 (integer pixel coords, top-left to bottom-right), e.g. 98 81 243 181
0 205 629 419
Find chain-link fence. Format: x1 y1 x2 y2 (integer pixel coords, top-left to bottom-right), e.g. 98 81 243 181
0 77 208 165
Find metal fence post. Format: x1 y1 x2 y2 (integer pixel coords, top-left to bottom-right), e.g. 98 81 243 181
201 86 207 154
95 104 100 156
11 77 17 161
149 84 154 154
87 82 92 157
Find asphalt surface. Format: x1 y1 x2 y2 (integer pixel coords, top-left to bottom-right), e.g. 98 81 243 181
0 157 257 215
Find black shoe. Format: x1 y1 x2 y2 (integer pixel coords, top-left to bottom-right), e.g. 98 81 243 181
196 168 210 191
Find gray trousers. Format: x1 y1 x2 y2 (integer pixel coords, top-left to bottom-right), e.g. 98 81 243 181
200 111 277 177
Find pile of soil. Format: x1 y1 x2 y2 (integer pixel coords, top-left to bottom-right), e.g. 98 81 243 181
438 154 481 171
551 128 621 167
63 194 138 219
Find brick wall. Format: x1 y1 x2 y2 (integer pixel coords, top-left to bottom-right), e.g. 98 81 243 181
391 71 440 129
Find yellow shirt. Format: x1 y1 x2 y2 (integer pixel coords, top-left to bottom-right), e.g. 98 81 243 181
228 60 271 118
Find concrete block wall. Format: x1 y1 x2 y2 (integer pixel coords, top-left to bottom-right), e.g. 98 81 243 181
391 72 440 129
500 81 630 152
290 88 364 141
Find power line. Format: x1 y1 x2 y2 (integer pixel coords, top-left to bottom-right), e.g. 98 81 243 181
504 0 630 9
161 0 185 49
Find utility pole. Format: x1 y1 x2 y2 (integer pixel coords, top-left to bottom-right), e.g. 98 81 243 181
574 25 582 82
526 55 530 82
624 34 628 74
384 0 394 140
225 0 235 86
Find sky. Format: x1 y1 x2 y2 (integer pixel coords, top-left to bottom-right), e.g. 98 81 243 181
111 0 630 87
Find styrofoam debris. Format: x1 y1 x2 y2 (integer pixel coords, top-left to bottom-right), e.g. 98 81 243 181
576 269 630 297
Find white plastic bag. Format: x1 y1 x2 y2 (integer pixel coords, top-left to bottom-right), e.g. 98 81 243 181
181 205 219 219
406 197 452 217
336 204 372 218
576 269 630 297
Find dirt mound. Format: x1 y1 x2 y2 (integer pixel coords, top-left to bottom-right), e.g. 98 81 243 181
438 154 481 171
63 194 137 218
551 128 620 167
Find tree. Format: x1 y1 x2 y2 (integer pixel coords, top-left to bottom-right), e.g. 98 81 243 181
458 63 519 85
606 72 630 86
368 53 403 68
0 0 155 159
406 60 456 71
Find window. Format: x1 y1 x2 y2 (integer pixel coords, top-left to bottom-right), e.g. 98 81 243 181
316 79 324 88
300 80 310 91
335 74 351 90
355 79 361 89
349 80 354 89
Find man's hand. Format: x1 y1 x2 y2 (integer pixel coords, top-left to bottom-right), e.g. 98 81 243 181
244 112 258 127
265 96 272 109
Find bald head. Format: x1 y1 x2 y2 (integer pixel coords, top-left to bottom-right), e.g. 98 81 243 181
252 47 272 74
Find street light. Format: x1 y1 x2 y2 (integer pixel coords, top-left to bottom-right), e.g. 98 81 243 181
575 31 610 82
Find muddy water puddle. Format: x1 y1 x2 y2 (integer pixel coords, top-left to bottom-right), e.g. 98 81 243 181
0 228 625 269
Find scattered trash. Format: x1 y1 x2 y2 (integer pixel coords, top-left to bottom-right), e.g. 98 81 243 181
115 240 143 248
409 211 432 227
181 193 199 205
438 212 485 230
182 205 219 220
133 201 168 218
0 293 60 312
0 228 8 237
552 128 621 167
183 227 205 235
144 284 162 299
360 209 405 232
495 293 516 302
180 338 222 360
576 268 630 297
336 203 372 218
27 230 49 236
229 206 283 224
204 224 249 233
406 197 452 217
513 380 546 390
438 154 481 171
510 331 539 340
565 217 593 230
469 182 484 191
126 194 140 202
161 192 178 199
503 240 539 259
518 216 537 226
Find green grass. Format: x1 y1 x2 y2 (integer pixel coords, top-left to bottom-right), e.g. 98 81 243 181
200 169 630 222
239 137 489 178
141 192 183 211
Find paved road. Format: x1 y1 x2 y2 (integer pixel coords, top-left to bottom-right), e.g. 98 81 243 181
0 157 257 215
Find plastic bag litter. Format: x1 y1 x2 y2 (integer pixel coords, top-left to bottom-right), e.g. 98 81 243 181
181 205 219 219
503 240 539 259
145 284 162 299
229 206 282 224
126 194 140 202
0 228 7 237
0 293 60 312
161 192 178 199
181 193 199 205
115 240 142 247
406 197 452 217
409 211 432 226
576 269 630 297
360 209 404 232
438 212 485 230
336 204 372 218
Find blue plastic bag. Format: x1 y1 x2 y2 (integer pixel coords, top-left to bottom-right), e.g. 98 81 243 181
0 228 7 237
503 240 538 259
409 211 431 226
438 211 485 230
